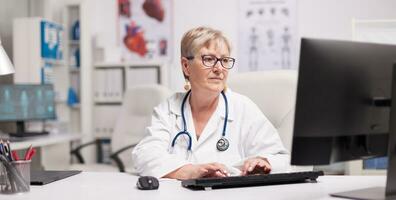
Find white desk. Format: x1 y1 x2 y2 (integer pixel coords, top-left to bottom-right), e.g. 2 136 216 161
11 132 82 150
1 173 386 200
9 133 82 170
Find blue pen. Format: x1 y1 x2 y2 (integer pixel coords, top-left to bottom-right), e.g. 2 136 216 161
0 143 3 155
1 140 10 161
0 140 4 155
3 143 10 161
6 141 12 161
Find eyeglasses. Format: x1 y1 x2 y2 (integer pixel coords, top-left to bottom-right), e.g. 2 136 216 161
186 55 235 69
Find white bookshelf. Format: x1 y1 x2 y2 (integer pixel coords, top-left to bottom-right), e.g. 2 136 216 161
63 4 82 133
13 17 64 83
12 17 72 129
92 62 167 139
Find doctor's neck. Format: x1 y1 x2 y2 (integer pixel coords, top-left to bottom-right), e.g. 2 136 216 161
189 90 220 112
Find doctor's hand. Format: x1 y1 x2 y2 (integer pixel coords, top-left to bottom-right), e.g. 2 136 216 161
164 163 229 180
241 156 271 176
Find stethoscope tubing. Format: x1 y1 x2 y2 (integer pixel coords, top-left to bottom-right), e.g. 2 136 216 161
171 90 228 152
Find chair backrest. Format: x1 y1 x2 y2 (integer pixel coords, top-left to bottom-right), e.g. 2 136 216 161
227 70 297 152
228 70 313 172
111 84 172 171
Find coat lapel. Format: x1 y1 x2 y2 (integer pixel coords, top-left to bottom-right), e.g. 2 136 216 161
194 90 235 150
169 90 235 151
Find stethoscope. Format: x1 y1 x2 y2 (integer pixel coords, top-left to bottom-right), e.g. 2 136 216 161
171 90 229 153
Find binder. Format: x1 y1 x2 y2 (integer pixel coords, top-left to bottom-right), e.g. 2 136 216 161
93 105 121 138
94 69 123 103
126 67 159 90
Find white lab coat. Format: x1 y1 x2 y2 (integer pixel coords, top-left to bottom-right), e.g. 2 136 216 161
132 89 290 178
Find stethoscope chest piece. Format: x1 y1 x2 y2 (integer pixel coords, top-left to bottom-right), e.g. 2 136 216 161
216 137 229 151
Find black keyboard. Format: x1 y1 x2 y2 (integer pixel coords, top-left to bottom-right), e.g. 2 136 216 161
31 170 82 185
181 171 324 190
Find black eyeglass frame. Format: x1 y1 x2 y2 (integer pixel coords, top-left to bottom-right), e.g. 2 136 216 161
185 55 236 69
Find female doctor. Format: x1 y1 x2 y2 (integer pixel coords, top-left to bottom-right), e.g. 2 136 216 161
132 27 290 180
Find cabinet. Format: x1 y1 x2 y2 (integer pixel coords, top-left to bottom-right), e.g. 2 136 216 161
12 17 78 169
13 14 83 134
13 18 64 84
63 4 82 133
12 17 71 130
92 62 167 139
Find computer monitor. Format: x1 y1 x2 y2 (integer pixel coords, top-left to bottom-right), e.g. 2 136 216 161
0 84 56 137
291 38 396 200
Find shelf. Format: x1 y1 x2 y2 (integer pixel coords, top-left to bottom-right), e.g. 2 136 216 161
92 62 165 140
55 100 67 104
69 68 80 73
94 102 122 106
94 135 111 140
94 62 126 68
62 3 83 135
69 40 80 45
94 61 165 68
43 59 66 66
70 104 80 109
55 100 80 108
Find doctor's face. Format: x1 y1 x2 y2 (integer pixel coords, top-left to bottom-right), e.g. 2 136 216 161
182 41 231 94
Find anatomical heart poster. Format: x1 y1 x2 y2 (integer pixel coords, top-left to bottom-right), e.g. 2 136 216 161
118 0 172 61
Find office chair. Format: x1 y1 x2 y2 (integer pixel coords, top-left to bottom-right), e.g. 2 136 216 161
228 70 312 172
70 84 172 172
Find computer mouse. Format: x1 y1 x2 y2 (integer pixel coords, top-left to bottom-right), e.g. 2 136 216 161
136 176 159 190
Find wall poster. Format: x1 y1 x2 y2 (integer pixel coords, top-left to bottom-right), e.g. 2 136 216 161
117 0 172 62
238 0 297 72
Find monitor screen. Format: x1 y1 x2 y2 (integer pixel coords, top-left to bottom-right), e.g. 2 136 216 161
291 38 396 166
0 84 56 122
290 38 396 199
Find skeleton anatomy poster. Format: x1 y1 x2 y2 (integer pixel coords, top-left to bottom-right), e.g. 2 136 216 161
238 0 297 72
118 0 172 62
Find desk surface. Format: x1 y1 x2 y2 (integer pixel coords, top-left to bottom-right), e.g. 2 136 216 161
10 132 82 150
2 172 386 200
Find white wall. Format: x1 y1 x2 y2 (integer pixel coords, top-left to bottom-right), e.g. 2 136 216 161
171 0 238 91
41 0 82 23
0 0 83 59
88 0 396 91
5 0 396 89
0 0 29 60
298 0 396 40
90 0 239 91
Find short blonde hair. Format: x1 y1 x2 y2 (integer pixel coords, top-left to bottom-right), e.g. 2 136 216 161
181 27 231 58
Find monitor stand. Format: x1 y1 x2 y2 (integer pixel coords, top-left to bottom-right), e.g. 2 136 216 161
330 64 396 200
9 121 49 138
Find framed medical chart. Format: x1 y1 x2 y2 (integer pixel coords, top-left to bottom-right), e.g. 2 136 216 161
117 0 172 62
40 20 63 61
238 0 297 72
